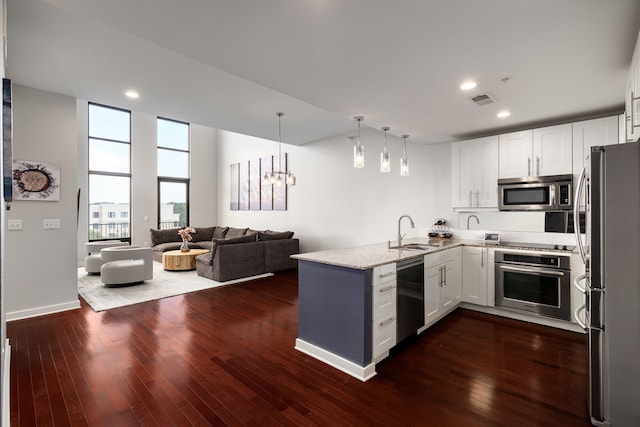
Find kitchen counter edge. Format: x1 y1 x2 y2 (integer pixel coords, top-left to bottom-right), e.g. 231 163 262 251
291 238 575 270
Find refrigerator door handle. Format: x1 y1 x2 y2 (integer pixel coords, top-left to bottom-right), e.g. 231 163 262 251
573 274 587 294
574 303 588 331
574 168 587 264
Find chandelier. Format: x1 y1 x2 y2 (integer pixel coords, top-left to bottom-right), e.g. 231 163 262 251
263 112 296 186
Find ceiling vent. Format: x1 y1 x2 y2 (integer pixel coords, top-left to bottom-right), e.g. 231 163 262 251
469 93 497 106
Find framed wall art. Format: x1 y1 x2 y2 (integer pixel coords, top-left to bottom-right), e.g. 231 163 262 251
12 160 60 201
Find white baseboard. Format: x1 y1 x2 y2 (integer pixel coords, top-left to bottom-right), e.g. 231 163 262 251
295 338 377 382
3 339 10 427
6 299 80 322
459 303 585 333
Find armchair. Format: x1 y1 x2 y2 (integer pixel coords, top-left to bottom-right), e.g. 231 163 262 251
100 246 153 287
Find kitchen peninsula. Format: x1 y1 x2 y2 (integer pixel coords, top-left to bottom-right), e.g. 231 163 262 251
293 238 462 381
293 236 581 381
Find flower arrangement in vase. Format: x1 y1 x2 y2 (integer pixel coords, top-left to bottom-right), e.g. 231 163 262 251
178 226 196 252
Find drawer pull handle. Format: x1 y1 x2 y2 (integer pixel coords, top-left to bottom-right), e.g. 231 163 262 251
379 317 394 327
378 285 394 293
378 272 395 279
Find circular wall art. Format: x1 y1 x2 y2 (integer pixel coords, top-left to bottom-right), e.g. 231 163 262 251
12 160 60 201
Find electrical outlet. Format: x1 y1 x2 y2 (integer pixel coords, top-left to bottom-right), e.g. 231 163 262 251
42 219 61 229
7 219 22 230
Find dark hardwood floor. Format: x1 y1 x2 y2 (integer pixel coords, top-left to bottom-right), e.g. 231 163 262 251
9 270 591 426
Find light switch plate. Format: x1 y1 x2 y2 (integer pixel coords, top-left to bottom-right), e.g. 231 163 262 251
7 219 22 230
42 219 61 229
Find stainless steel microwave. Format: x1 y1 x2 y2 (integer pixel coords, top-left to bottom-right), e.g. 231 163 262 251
498 174 573 211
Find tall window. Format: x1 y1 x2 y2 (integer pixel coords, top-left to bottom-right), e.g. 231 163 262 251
88 103 131 241
157 118 189 229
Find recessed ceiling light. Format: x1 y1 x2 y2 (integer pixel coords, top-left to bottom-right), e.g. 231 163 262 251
125 90 139 99
460 81 477 90
497 110 511 118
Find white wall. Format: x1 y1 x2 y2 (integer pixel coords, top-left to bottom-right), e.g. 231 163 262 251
5 85 79 320
216 127 562 252
190 124 217 228
217 128 454 252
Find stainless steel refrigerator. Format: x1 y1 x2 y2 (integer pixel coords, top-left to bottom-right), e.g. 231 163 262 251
574 141 640 426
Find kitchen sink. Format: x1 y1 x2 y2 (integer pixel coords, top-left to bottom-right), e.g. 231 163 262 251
397 243 436 251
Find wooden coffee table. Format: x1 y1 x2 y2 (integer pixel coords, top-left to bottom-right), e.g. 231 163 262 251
162 249 209 271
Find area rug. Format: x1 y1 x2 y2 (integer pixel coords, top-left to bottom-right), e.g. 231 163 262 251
78 262 273 312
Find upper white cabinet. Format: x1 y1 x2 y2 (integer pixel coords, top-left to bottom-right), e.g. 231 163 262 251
625 31 640 142
498 130 533 178
573 116 619 208
451 136 498 209
498 124 572 179
572 116 618 176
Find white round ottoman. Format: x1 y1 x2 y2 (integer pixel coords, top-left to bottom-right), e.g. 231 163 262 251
100 259 146 287
84 254 104 274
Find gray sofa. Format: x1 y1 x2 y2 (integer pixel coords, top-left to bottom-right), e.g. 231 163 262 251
150 226 299 282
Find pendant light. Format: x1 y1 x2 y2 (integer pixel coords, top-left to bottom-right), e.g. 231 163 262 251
262 112 296 186
380 126 391 173
400 134 409 176
353 116 365 168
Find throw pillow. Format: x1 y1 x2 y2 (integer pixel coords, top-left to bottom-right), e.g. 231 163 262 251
213 226 229 239
258 230 294 241
225 227 248 239
195 227 215 242
150 228 181 246
210 233 257 258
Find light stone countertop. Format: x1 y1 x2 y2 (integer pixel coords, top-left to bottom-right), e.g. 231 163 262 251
292 237 576 270
291 237 462 270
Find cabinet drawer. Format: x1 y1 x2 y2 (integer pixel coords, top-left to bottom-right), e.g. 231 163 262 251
372 263 396 286
372 317 396 358
373 283 396 320
425 247 461 268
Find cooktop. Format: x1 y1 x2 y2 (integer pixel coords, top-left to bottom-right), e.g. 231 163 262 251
497 241 576 251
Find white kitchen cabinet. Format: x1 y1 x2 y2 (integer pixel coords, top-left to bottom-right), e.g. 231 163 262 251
626 30 640 142
451 136 499 209
573 116 618 208
424 247 462 327
498 124 572 178
498 130 533 179
462 246 488 306
371 263 397 360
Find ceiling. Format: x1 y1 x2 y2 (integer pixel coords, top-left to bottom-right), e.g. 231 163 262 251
6 0 640 146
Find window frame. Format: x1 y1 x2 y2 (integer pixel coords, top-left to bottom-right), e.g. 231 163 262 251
157 117 190 229
88 102 132 243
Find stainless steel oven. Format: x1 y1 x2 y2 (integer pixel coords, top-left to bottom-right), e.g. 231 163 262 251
495 250 571 320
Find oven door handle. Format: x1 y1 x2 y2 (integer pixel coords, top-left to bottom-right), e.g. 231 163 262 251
498 265 566 277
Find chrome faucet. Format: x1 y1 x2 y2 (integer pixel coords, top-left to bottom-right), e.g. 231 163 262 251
467 214 480 230
397 214 415 247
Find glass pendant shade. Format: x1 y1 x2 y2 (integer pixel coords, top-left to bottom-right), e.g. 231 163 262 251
263 172 270 185
400 134 410 176
380 150 390 173
400 156 409 176
380 126 391 173
354 145 365 168
353 116 365 168
286 171 296 186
